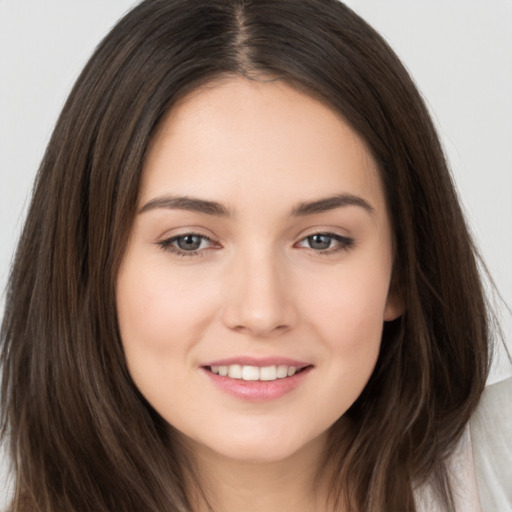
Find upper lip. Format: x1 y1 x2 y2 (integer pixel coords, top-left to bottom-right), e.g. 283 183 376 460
201 356 312 369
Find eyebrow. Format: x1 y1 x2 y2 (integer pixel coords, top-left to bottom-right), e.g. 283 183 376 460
139 193 374 217
291 193 374 216
139 196 233 217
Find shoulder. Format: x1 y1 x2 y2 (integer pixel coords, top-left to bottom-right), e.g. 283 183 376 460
415 376 512 512
470 375 512 512
414 425 482 512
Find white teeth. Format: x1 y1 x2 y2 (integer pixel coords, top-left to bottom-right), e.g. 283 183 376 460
209 364 299 381
228 364 242 379
276 365 289 378
260 366 277 381
242 366 260 381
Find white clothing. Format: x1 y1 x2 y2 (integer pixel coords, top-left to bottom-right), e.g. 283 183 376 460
416 376 512 512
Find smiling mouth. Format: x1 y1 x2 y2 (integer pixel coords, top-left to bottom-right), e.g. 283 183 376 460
206 364 311 382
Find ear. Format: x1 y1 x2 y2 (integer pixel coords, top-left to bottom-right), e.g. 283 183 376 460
384 263 404 321
384 292 404 321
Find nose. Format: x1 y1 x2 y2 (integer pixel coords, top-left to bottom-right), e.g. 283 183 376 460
221 248 297 337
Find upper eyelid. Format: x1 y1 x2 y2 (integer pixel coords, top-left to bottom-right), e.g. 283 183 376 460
298 232 349 241
157 227 217 242
157 229 351 242
164 233 215 246
156 233 217 258
295 229 353 244
156 228 354 247
295 232 353 247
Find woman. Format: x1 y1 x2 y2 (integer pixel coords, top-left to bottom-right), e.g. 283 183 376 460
1 1 508 511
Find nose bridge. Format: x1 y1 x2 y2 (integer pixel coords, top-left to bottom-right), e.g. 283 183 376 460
222 242 295 336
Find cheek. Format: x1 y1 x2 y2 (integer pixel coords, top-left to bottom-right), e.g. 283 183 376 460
118 258 212 339
306 297 384 427
299 257 391 403
115 258 222 421
318 285 384 383
115 258 221 391
304 261 391 342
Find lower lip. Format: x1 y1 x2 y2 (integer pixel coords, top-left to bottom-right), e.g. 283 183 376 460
202 366 313 401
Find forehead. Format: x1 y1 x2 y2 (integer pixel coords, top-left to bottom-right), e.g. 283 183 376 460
141 77 386 214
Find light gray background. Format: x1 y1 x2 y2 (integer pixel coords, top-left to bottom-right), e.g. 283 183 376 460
1 1 511 507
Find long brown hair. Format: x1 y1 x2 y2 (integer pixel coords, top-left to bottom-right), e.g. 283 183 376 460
1 1 490 510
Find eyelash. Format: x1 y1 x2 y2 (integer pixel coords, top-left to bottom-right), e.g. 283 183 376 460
157 232 355 258
295 233 355 254
157 233 216 258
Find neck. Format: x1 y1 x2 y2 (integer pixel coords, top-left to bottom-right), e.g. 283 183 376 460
185 433 333 512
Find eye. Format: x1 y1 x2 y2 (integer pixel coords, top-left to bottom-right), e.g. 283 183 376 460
174 234 209 251
296 233 354 253
157 233 216 256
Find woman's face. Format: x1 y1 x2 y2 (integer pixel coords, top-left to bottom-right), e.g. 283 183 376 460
116 78 401 463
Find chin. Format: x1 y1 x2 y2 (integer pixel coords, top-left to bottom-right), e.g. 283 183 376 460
216 441 300 463
186 424 327 465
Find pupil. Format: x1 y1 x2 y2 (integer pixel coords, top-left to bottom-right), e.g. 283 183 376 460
177 235 201 251
309 234 331 250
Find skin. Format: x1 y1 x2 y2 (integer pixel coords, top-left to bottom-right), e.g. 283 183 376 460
116 77 402 511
